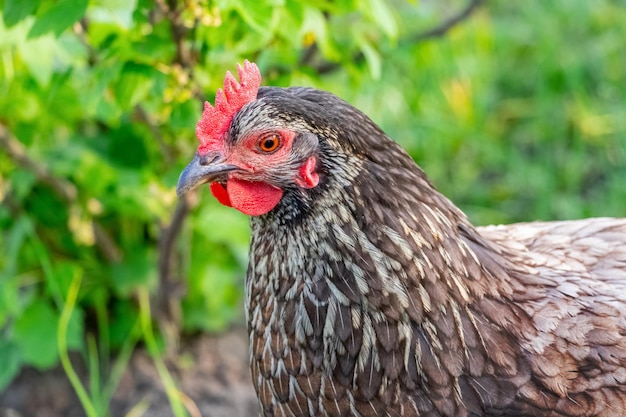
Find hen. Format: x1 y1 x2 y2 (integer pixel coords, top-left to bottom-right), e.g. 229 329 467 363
176 61 626 417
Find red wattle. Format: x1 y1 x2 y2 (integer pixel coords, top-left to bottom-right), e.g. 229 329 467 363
210 183 232 207
227 179 283 216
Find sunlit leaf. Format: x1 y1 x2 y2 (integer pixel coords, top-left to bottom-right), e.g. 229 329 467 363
232 0 274 34
28 0 88 39
301 7 339 61
113 62 158 110
17 33 56 86
357 36 382 80
364 0 398 39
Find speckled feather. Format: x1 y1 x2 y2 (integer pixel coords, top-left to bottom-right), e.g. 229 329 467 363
225 87 626 417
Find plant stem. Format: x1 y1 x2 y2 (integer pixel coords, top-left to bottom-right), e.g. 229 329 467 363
58 272 98 417
138 288 188 417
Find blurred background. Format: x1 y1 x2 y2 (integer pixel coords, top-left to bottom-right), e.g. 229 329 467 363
0 0 625 416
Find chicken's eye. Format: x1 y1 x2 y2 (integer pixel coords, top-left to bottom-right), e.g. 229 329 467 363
258 134 281 153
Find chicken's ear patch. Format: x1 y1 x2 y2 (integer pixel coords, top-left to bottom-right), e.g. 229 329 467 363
295 156 319 189
196 61 262 155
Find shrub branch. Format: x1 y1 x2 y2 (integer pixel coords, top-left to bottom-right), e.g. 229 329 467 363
0 124 121 262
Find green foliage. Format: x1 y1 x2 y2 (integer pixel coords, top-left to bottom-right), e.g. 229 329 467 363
0 0 625 414
2 0 40 28
14 302 62 368
0 338 20 389
28 0 89 38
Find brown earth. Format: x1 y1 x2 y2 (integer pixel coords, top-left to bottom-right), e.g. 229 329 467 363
0 328 258 417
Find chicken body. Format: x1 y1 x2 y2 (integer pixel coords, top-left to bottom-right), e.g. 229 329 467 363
177 71 626 416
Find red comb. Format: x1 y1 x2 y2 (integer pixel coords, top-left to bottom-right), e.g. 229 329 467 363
196 60 262 154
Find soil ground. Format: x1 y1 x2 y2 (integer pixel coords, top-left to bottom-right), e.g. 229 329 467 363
0 327 258 417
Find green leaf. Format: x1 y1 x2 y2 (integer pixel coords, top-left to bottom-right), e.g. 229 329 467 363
110 250 157 296
113 62 157 110
17 33 56 86
2 0 41 28
364 0 398 39
195 200 250 264
182 264 241 332
357 37 382 80
9 169 36 201
106 123 149 168
169 99 201 131
231 0 274 34
301 7 339 61
13 302 59 369
89 0 138 28
0 217 31 327
25 187 68 229
46 262 82 304
109 300 138 349
27 0 88 39
0 339 22 391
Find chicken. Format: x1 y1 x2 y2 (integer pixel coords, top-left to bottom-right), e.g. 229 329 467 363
176 61 626 417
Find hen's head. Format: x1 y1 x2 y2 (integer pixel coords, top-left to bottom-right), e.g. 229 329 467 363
177 60 418 218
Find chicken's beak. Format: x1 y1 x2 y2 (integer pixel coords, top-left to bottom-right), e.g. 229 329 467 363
176 153 238 197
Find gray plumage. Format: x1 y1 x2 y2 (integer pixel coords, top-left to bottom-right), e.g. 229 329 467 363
182 85 626 417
